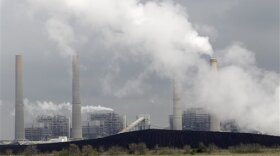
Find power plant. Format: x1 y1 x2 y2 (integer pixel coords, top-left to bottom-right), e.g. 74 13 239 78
182 108 210 131
10 54 152 143
15 55 25 141
170 58 220 132
25 115 69 141
1 54 273 154
10 54 229 144
71 54 83 140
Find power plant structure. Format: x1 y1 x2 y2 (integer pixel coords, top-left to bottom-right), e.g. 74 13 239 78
183 108 210 131
25 115 69 141
10 54 226 144
120 114 151 133
71 54 83 139
15 55 25 141
169 58 221 132
172 80 182 130
83 112 125 139
209 58 221 132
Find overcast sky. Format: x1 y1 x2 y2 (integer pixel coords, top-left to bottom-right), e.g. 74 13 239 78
0 0 279 140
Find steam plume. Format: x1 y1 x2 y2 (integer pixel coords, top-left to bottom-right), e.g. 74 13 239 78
21 99 114 123
27 0 279 135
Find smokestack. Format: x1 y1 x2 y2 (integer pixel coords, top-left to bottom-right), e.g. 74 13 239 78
210 58 218 71
15 55 25 140
209 57 220 132
71 54 82 139
172 80 182 130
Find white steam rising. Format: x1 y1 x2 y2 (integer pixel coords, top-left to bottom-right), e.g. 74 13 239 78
46 19 76 56
28 0 212 79
27 0 279 135
188 43 279 135
22 99 113 123
82 105 114 113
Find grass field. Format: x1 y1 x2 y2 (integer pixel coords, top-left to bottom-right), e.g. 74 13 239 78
1 143 279 155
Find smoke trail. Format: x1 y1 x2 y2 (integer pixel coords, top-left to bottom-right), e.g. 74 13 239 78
27 0 279 135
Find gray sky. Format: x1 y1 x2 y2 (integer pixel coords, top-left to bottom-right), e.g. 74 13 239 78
0 0 279 140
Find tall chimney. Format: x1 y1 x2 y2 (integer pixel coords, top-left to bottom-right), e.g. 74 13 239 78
209 57 220 131
15 55 25 140
210 58 218 71
172 80 182 130
71 54 82 139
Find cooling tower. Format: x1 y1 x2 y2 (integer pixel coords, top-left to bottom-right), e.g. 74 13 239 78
71 54 82 139
172 80 182 130
209 58 220 132
15 55 25 140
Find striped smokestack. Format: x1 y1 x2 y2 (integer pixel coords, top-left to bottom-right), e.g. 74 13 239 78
209 57 220 131
71 54 82 139
172 80 182 130
15 55 25 140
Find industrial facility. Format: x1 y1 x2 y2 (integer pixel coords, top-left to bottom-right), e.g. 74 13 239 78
170 57 221 132
170 107 222 132
25 115 69 141
182 108 211 131
82 112 125 139
9 54 233 144
24 112 151 141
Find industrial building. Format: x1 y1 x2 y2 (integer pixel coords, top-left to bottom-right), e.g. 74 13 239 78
82 112 125 139
170 107 221 132
25 115 69 141
25 112 150 141
182 108 210 131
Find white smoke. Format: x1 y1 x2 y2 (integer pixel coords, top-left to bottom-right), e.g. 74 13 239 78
82 105 114 113
20 99 114 123
23 99 71 123
28 0 212 80
46 18 76 56
188 43 279 135
26 0 279 135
